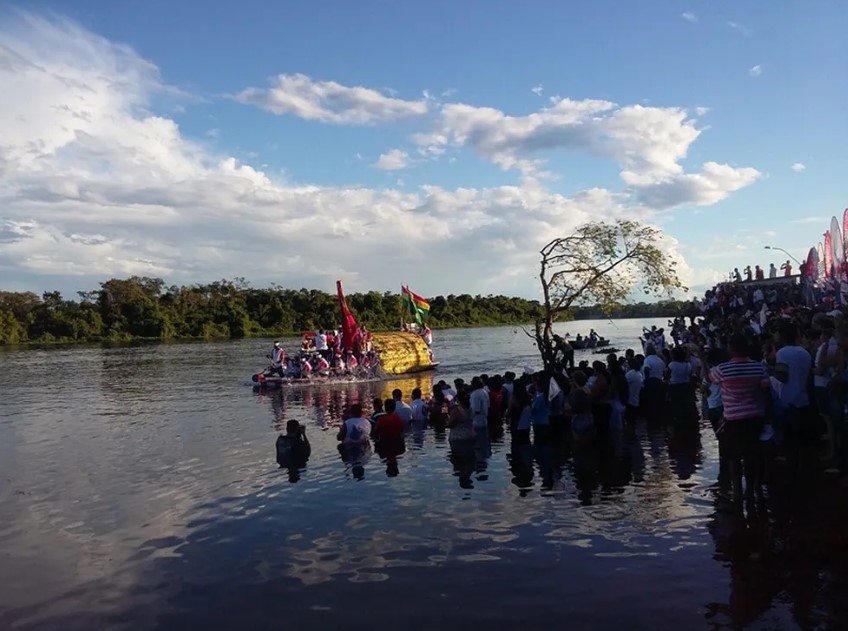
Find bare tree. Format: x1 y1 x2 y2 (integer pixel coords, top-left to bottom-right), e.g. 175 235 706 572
534 220 685 369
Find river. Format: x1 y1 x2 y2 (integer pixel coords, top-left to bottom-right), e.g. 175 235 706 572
1 317 846 629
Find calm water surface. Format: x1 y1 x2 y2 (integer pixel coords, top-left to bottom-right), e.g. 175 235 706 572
1 318 847 630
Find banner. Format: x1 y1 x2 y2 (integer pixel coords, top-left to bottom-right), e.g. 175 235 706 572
401 286 430 324
832 216 844 276
825 231 833 279
336 280 359 353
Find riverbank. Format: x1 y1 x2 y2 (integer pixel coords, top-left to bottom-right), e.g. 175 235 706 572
0 313 686 350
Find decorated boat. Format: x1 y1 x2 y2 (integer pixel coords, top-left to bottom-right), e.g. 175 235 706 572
251 280 438 388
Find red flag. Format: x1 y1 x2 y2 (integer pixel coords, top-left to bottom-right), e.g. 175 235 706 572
336 280 359 353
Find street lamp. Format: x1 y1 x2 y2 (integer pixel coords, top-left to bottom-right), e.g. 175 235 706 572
764 245 802 266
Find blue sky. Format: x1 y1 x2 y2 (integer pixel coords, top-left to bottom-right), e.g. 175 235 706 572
1 1 846 298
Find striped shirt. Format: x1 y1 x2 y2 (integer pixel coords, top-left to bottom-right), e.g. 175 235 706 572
709 358 769 421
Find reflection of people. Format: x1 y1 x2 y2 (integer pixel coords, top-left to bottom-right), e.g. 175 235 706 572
276 420 311 482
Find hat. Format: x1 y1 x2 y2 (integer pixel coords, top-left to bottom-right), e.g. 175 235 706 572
274 341 281 347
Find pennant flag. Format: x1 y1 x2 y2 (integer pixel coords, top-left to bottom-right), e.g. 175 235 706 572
336 280 359 353
548 375 562 402
401 286 430 324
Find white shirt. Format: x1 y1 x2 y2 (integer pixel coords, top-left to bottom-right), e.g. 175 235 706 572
343 416 372 444
410 398 428 422
776 345 812 407
753 288 764 303
643 354 666 381
394 400 412 424
769 266 777 278
470 388 490 428
668 361 692 385
314 333 328 351
625 369 643 407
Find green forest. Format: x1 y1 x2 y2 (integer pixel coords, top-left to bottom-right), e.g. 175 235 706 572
0 276 691 345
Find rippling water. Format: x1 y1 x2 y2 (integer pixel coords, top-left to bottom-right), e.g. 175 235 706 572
2 318 848 630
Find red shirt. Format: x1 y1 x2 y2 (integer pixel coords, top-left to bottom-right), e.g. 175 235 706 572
374 412 404 441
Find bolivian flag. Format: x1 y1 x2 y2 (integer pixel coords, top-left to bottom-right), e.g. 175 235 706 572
401 286 430 324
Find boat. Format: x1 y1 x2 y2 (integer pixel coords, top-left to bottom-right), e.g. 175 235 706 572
568 336 609 350
251 280 438 387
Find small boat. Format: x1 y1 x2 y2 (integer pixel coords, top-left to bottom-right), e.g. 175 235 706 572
569 336 609 350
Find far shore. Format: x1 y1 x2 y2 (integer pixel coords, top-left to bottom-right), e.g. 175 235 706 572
0 313 681 351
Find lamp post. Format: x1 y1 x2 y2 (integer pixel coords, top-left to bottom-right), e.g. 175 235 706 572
763 245 802 266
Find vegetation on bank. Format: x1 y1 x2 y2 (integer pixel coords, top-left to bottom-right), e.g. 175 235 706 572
0 276 690 345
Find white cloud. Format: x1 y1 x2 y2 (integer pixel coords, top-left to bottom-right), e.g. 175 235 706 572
791 162 806 172
531 84 543 96
372 149 409 171
415 99 759 209
0 11 756 299
235 73 428 124
681 12 697 23
749 65 763 77
694 106 709 116
790 216 827 225
728 21 752 36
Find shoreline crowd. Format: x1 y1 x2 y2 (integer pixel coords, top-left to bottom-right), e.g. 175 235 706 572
278 274 848 505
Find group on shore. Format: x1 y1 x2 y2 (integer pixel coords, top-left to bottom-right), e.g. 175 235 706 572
277 271 848 504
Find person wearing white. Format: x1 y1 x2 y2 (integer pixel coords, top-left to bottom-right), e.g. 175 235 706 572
314 330 328 351
469 377 490 430
625 364 643 408
642 349 666 382
338 404 372 445
410 388 428 423
769 263 777 279
391 388 412 424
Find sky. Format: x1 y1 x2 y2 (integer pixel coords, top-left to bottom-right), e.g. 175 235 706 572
1 1 846 300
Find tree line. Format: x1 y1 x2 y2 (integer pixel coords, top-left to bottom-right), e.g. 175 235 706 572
0 276 690 345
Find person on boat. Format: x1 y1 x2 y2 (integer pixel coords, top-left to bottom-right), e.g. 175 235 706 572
270 342 286 377
422 325 433 346
755 264 764 280
300 355 313 377
346 351 359 371
781 260 793 277
575 333 584 346
337 403 372 445
333 351 346 372
768 262 777 278
315 353 330 373
314 330 329 359
733 268 742 283
744 265 753 282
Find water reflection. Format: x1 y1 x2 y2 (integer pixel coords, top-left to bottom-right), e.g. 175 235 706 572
4 330 848 629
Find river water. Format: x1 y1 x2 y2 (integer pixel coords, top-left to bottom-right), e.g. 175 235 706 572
1 317 846 630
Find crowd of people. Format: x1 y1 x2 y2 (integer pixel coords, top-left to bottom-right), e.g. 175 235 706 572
276 272 848 504
730 261 794 282
266 328 380 379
